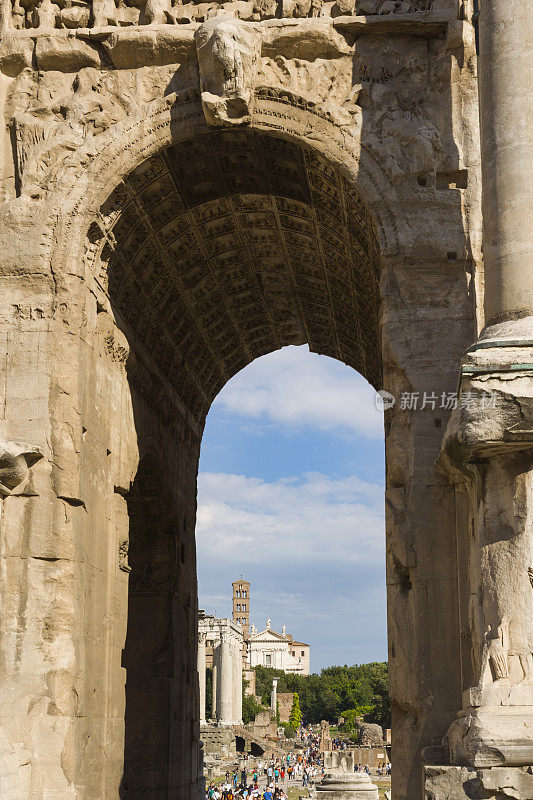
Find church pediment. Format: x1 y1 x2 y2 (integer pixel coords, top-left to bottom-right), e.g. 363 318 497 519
249 629 288 643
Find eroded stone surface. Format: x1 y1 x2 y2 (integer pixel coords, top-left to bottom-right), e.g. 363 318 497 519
424 765 533 800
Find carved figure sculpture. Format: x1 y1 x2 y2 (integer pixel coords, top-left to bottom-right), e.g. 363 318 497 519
252 0 276 18
195 17 260 126
92 0 119 26
481 622 510 684
56 1 91 27
119 539 131 572
0 438 43 496
32 0 58 29
143 0 171 25
333 0 354 14
293 0 311 16
11 0 26 28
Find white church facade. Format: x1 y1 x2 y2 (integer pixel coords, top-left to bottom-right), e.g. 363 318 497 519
247 619 310 676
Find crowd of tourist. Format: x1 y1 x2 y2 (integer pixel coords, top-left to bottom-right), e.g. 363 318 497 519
206 742 324 799
205 724 390 798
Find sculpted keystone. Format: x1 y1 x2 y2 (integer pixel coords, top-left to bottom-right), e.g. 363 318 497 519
195 17 260 126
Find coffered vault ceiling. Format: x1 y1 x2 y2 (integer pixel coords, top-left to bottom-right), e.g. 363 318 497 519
91 129 381 424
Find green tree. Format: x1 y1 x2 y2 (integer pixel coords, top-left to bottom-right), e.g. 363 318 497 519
242 693 267 724
281 722 296 739
250 661 390 729
289 692 302 729
340 706 374 734
241 675 269 724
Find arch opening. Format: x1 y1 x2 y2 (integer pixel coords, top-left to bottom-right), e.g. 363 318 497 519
196 344 388 743
89 128 384 798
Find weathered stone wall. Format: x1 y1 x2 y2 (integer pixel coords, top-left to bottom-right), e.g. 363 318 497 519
0 7 483 800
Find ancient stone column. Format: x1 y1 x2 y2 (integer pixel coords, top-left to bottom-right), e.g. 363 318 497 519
198 631 206 725
219 634 233 725
212 659 218 721
270 677 278 717
477 0 533 327
233 640 243 724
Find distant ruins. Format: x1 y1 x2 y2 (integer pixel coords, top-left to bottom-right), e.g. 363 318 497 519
198 578 310 724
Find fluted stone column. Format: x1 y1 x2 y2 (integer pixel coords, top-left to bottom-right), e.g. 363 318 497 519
478 0 533 327
198 631 206 725
219 634 233 725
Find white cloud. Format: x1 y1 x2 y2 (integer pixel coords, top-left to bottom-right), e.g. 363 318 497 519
196 471 385 569
212 345 383 439
197 347 388 668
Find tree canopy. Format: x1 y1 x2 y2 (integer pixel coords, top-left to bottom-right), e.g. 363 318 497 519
253 662 390 728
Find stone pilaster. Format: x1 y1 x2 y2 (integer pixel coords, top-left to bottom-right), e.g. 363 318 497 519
435 342 533 781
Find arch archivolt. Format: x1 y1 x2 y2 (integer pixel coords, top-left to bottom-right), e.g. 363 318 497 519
20 84 404 436
48 88 401 280
77 116 384 427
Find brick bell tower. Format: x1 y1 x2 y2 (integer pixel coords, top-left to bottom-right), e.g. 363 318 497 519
232 578 250 638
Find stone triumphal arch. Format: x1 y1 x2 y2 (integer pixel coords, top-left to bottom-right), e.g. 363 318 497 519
0 0 531 797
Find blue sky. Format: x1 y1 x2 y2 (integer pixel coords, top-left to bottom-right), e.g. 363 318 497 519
196 345 387 673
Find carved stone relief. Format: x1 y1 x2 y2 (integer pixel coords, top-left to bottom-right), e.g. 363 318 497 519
350 36 444 178
6 64 193 192
118 537 131 571
7 0 445 30
2 9 460 194
257 54 353 108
